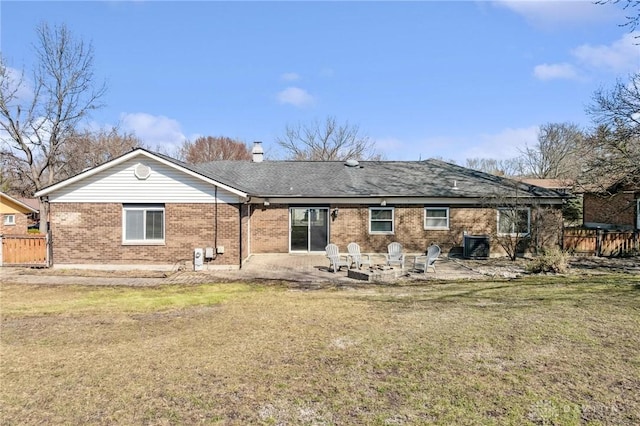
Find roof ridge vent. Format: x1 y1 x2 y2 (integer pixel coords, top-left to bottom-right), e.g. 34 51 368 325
345 159 359 167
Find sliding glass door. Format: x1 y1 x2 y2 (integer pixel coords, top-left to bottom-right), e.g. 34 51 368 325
290 208 329 252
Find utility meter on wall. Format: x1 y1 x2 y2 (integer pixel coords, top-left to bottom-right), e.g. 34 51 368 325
193 248 204 271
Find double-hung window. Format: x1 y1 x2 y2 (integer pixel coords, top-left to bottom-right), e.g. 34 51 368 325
123 204 165 244
497 208 530 236
424 207 449 230
369 207 394 234
4 214 16 226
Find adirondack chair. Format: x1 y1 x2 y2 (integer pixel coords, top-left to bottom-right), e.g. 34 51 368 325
413 244 441 273
385 242 405 269
347 242 372 270
325 244 350 273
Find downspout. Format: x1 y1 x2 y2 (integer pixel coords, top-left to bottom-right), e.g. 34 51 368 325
42 196 52 267
239 200 243 269
213 186 218 260
239 196 251 269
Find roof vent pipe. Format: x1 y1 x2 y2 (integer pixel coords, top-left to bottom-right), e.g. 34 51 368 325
252 141 264 163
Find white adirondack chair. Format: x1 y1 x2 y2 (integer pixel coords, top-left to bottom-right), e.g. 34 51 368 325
385 242 405 269
325 244 350 273
413 244 441 273
347 242 372 270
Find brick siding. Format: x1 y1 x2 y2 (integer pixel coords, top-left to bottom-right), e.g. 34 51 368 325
1 213 29 235
50 202 564 265
583 192 638 228
249 204 563 256
50 202 241 266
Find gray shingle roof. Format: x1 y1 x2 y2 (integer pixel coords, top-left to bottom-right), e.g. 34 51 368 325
190 158 564 199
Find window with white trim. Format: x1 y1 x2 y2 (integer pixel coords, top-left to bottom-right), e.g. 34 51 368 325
424 207 449 230
4 214 16 226
369 207 394 234
497 208 530 236
123 204 165 244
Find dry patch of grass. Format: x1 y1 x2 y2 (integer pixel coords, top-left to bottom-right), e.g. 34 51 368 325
1 276 639 425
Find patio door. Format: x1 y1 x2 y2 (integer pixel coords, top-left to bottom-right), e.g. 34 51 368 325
290 207 329 252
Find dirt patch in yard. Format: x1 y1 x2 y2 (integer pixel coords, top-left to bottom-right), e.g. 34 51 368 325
452 255 640 279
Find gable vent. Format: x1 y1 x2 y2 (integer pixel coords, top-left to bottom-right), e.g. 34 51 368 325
134 163 151 180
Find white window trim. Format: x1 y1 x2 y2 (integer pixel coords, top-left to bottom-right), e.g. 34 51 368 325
424 207 450 230
369 206 394 235
497 207 531 237
122 205 165 245
4 214 16 226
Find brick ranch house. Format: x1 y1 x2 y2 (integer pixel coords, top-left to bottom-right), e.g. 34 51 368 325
1 192 39 235
34 145 566 270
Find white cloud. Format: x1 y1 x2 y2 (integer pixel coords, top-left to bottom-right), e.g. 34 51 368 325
571 32 640 74
534 32 639 81
276 87 315 108
3 66 34 103
462 126 539 161
494 0 621 27
280 72 300 82
372 127 539 163
120 112 186 149
533 63 580 81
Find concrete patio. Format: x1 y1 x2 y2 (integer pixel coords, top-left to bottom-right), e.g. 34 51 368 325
172 253 486 284
0 253 487 286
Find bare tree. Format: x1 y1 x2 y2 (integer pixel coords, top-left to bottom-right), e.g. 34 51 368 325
581 72 640 191
519 122 584 180
58 127 144 177
484 184 532 261
465 157 522 176
177 136 252 164
0 23 106 232
597 0 640 34
276 116 380 161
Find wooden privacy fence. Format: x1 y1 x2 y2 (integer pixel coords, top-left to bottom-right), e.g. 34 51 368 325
563 228 640 257
0 234 49 267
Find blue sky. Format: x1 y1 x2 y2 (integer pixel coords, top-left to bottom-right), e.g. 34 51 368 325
2 1 638 163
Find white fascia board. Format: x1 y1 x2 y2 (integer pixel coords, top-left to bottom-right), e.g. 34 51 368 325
35 149 248 198
250 196 564 205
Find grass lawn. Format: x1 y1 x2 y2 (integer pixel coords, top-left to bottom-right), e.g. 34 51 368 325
1 276 639 425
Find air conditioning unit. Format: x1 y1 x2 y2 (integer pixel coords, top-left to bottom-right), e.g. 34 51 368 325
463 235 490 259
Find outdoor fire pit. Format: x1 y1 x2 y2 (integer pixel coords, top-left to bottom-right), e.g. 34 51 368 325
347 264 403 282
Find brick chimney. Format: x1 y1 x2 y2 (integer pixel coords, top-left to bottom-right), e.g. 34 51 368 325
252 141 264 163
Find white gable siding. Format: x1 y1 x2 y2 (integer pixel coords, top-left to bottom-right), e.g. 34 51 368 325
49 158 242 204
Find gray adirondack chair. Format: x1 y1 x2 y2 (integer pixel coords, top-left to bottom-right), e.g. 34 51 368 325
325 244 350 273
413 244 441 273
385 242 405 269
347 242 372 269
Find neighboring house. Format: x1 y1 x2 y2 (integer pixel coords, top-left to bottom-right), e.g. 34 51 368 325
0 192 39 235
519 179 573 195
583 180 639 230
519 178 581 226
34 145 566 270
